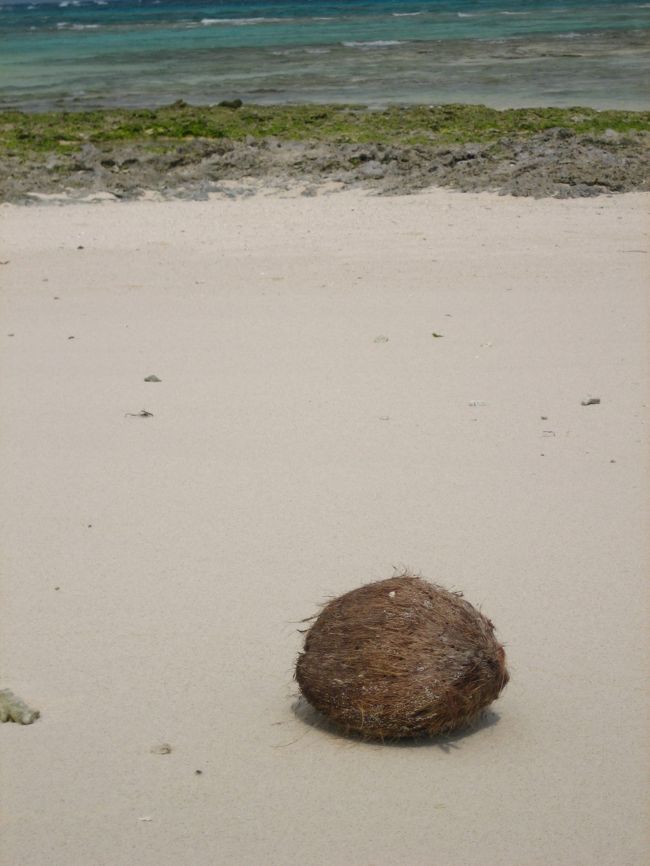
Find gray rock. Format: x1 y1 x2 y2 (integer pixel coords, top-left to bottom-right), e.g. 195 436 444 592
360 160 386 178
2 127 649 203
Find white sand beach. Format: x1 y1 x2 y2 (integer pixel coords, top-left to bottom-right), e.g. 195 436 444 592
1 188 648 866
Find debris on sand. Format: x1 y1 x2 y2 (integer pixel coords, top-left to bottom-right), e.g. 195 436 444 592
125 409 154 418
296 574 509 740
0 689 40 725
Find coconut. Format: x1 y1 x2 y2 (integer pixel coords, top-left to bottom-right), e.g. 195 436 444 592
295 574 509 739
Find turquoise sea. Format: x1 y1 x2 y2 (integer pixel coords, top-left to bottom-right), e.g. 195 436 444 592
1 0 649 111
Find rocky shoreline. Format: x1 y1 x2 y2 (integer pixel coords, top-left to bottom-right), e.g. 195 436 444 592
2 105 649 202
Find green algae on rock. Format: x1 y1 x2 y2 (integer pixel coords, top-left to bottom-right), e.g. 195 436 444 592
1 103 649 201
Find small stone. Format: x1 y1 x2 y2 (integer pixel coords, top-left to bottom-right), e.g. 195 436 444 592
150 743 172 755
144 374 162 382
581 397 601 406
373 335 389 343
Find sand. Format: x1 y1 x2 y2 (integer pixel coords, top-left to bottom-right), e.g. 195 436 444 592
1 188 648 866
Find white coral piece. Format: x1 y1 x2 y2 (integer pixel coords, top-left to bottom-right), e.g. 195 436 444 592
0 689 40 724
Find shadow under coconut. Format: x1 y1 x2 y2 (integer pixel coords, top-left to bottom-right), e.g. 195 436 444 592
291 695 502 752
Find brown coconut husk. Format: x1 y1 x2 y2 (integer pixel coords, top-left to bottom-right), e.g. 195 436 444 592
295 574 509 740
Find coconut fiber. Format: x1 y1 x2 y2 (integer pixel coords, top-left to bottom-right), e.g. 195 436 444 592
295 574 509 739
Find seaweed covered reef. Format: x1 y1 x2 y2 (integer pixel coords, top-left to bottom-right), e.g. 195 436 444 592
1 102 648 201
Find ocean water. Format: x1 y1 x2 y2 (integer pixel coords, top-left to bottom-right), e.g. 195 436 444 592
1 0 649 112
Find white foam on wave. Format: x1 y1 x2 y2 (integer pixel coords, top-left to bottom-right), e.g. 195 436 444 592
56 20 99 29
343 40 403 48
200 17 285 27
457 12 475 18
499 10 531 14
392 11 423 16
271 46 331 56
